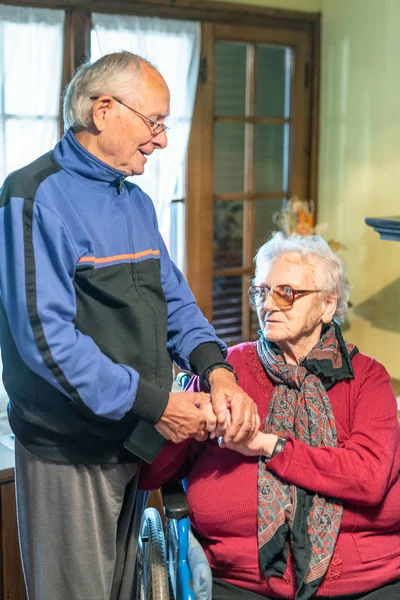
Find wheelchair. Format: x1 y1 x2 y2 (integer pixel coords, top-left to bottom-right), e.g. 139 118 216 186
136 374 212 600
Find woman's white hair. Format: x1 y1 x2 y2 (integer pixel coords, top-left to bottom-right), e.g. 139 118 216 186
253 232 350 323
63 51 155 132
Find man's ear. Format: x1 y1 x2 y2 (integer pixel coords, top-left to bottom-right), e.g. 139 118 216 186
321 292 337 324
91 97 112 132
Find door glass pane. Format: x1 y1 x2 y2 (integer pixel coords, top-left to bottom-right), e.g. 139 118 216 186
255 124 289 193
254 198 284 253
214 201 243 270
215 42 247 116
212 276 242 344
214 123 245 194
256 46 291 118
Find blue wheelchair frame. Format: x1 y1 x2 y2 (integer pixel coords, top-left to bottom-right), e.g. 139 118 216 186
174 373 195 598
139 371 211 599
176 518 194 600
137 482 196 600
163 484 195 600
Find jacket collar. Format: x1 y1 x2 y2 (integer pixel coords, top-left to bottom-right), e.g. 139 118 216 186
53 128 127 189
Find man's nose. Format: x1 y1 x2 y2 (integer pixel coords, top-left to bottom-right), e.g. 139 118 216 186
152 129 168 149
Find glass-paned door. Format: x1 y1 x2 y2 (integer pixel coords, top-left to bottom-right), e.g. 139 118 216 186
186 23 313 344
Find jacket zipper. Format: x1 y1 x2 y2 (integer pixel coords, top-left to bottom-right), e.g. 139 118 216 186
114 187 162 387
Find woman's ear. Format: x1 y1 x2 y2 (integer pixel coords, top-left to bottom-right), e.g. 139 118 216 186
321 292 337 324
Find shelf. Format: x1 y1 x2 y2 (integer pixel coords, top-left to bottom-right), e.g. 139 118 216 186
365 216 400 242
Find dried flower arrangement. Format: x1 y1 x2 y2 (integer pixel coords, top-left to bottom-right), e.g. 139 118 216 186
273 197 347 253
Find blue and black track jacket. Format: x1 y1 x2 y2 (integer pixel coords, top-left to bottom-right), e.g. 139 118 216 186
0 129 226 463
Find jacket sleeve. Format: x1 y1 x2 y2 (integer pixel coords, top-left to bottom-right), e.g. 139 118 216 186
148 203 227 374
268 358 400 506
0 196 167 422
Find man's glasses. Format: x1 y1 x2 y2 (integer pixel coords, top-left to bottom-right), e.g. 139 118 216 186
248 284 324 309
90 96 169 135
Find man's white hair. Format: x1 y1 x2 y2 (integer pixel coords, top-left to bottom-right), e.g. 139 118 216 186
63 51 155 132
253 232 350 323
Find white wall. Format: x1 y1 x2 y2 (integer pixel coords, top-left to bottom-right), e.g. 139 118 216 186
318 0 400 378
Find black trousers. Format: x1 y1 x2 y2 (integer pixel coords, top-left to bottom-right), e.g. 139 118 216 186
212 578 400 600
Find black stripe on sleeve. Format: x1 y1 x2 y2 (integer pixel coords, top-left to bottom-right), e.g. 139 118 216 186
1 151 60 208
23 198 82 403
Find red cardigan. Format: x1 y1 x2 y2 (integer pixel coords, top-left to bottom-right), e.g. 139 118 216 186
139 342 400 598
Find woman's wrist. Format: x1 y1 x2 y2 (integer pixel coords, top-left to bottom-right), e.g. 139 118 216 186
263 434 278 458
263 434 287 459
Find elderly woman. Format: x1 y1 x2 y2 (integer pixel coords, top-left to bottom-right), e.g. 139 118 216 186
139 233 400 600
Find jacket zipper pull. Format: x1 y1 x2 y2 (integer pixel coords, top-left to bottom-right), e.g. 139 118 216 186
118 176 124 194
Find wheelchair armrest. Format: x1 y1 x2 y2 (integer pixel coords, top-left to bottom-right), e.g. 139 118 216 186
161 482 189 520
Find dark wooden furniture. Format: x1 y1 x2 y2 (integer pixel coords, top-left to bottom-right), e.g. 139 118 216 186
365 216 400 242
0 442 27 600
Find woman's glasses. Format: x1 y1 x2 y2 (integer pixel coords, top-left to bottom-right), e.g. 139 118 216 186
248 284 324 309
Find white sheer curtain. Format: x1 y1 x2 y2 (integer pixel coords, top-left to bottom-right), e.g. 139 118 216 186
0 6 64 182
91 14 201 246
0 5 64 412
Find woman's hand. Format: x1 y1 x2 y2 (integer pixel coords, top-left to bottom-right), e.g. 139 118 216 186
219 431 278 458
208 368 260 443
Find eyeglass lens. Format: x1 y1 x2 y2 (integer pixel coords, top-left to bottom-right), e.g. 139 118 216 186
249 285 294 308
153 123 165 134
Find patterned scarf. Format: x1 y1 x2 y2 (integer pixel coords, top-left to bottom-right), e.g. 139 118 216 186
257 321 358 600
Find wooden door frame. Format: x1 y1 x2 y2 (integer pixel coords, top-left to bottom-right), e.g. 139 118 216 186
186 19 320 321
185 23 215 321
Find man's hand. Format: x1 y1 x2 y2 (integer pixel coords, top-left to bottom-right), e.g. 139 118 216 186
154 391 216 443
208 368 260 443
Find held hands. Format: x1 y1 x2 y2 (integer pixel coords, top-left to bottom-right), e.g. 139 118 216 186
154 368 260 446
154 391 216 443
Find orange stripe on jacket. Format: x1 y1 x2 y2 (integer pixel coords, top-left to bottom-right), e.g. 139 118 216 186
78 250 161 264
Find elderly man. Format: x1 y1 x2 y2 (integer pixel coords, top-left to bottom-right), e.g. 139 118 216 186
0 52 258 600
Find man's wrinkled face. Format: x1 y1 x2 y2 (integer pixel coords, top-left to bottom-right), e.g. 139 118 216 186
95 66 170 176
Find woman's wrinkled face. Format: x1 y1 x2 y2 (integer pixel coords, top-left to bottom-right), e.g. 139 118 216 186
256 253 335 352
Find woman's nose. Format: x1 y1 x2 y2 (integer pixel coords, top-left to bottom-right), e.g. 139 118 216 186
263 290 276 310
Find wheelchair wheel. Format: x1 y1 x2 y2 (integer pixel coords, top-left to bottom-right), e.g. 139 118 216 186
136 507 170 600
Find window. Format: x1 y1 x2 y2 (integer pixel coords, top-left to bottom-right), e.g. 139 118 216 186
186 23 315 342
0 6 64 182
